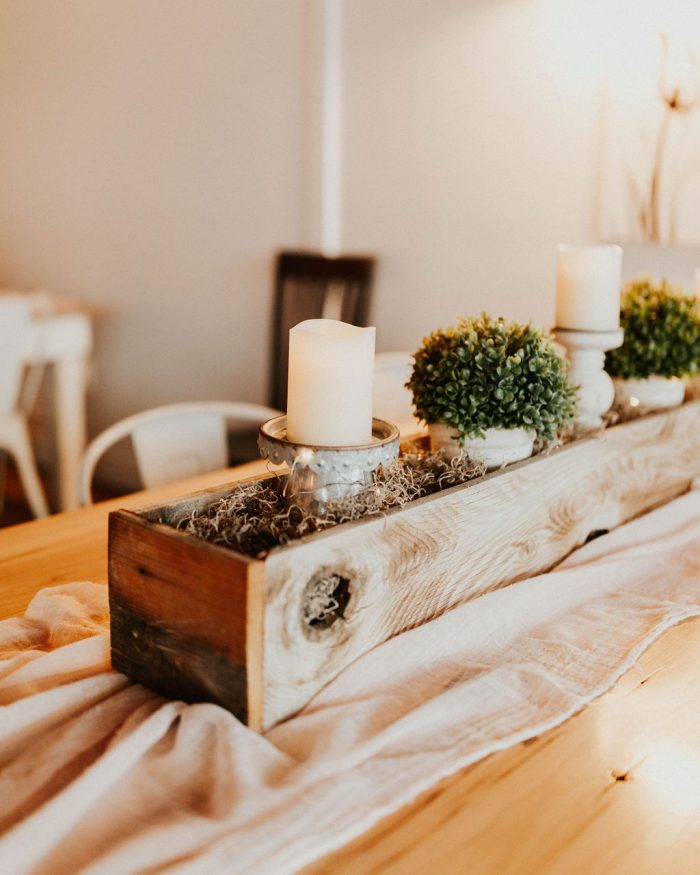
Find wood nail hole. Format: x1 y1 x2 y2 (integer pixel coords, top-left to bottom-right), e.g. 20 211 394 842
611 769 631 782
303 574 352 631
585 529 609 544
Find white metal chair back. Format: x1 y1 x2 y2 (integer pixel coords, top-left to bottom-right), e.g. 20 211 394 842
0 297 31 414
372 352 422 438
79 401 281 505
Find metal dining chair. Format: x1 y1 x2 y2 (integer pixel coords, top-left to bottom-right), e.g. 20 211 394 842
270 251 375 411
0 297 50 518
78 401 281 505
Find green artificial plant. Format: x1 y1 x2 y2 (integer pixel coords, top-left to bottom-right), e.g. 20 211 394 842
407 314 577 442
605 278 700 380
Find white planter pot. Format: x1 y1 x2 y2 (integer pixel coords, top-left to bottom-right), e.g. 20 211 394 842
614 376 685 411
429 424 535 469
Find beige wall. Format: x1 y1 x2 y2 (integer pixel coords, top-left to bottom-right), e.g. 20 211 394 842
0 0 306 463
0 0 646 488
342 0 607 352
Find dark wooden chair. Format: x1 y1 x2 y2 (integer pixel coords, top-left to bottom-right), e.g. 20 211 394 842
269 251 375 411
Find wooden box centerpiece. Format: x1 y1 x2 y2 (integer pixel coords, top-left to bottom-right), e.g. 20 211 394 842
108 400 700 732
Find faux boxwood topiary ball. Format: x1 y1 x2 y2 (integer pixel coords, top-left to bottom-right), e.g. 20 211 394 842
407 314 577 442
605 278 700 380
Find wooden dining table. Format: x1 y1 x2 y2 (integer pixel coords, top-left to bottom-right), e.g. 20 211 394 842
2 461 700 874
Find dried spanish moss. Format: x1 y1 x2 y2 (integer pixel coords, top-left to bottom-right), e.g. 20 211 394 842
174 391 693 558
175 450 486 558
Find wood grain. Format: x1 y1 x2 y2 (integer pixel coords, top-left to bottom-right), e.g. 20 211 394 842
304 618 700 875
107 472 277 728
262 401 700 727
109 510 264 727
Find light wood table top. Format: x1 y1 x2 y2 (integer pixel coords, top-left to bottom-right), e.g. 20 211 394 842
2 466 699 874
0 462 265 618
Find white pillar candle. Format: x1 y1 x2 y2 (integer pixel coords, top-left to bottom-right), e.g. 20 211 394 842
555 244 622 332
287 319 375 446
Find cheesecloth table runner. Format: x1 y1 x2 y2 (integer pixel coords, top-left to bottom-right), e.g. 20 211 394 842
2 484 700 875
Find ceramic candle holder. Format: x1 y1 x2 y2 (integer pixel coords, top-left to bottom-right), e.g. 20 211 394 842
554 328 624 430
258 415 400 515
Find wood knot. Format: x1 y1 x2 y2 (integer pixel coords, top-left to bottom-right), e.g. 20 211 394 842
302 574 351 632
611 769 631 783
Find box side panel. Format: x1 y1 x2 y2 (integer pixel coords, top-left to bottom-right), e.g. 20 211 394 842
245 564 266 733
109 512 261 723
135 471 279 526
261 401 700 729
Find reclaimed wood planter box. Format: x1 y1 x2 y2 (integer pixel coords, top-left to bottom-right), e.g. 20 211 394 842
109 400 700 732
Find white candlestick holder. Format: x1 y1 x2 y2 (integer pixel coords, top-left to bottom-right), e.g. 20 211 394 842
258 415 400 515
554 328 624 430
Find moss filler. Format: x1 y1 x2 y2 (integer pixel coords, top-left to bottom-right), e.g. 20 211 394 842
175 450 486 559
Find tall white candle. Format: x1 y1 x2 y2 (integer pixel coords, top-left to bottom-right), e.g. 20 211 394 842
287 319 375 446
555 244 622 331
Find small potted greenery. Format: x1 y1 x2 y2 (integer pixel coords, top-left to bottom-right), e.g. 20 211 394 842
605 278 700 410
407 314 577 468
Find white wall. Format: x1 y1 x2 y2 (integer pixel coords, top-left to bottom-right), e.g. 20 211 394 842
342 0 609 351
4 1 682 490
0 0 306 479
